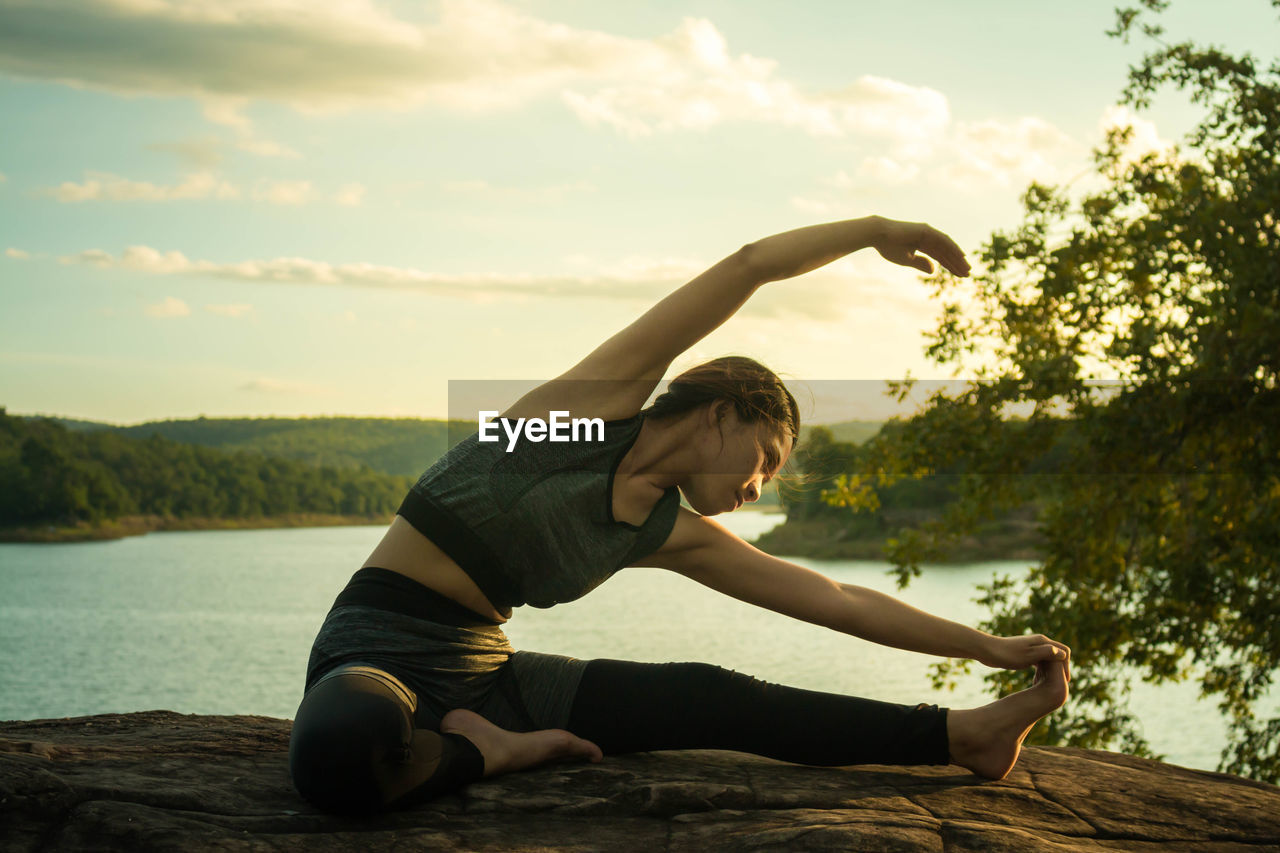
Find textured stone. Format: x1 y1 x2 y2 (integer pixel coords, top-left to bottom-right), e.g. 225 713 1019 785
1 711 1278 851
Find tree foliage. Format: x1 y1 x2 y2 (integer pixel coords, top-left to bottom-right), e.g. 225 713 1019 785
833 1 1280 782
0 410 412 527
109 415 470 478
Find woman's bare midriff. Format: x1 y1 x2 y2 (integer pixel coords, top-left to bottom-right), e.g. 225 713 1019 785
361 515 509 623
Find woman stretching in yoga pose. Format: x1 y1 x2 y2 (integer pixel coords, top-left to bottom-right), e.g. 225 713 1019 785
288 214 1072 815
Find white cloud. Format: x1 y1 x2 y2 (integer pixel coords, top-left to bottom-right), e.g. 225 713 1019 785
146 138 224 169
442 179 489 193
561 46 949 140
5 247 30 259
200 96 298 158
43 171 357 206
45 171 240 202
1099 104 1175 164
201 97 254 134
235 136 300 159
790 162 921 210
934 116 1081 192
64 243 674 300
75 245 193 273
441 178 595 202
239 377 331 395
251 179 314 205
788 196 837 215
203 302 253 317
60 242 889 323
334 182 365 206
144 296 191 317
798 113 1082 211
856 156 920 185
0 0 947 143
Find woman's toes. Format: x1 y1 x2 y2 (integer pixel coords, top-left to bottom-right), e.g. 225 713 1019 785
571 735 603 763
439 708 603 776
1036 660 1070 708
547 729 603 763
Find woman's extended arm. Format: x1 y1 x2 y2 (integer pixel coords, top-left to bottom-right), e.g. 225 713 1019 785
646 510 1069 676
545 216 970 418
740 214 970 283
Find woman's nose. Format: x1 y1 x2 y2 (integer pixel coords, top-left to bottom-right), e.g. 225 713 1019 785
744 482 760 502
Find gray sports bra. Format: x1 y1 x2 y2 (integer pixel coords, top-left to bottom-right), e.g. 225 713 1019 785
396 411 681 616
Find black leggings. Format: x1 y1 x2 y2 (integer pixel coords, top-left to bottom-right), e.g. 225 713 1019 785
567 658 949 767
288 658 950 814
288 664 486 814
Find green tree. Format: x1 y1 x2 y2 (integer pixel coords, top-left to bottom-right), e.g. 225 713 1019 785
781 426 864 522
834 1 1280 782
0 410 414 530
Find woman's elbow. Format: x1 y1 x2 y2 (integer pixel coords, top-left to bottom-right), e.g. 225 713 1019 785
733 241 773 284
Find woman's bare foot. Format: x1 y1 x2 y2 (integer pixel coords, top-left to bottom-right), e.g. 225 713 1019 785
440 708 604 778
946 659 1070 780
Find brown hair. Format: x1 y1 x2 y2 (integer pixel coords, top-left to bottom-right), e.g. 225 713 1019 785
642 356 800 473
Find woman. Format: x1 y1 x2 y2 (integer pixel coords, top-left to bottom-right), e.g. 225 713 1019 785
288 214 1072 815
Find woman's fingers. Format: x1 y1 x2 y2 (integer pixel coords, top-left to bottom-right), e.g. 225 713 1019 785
877 244 933 274
920 227 971 277
905 251 934 274
873 219 969 276
1037 638 1072 683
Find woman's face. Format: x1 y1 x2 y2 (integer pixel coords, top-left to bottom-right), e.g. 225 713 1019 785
680 404 792 516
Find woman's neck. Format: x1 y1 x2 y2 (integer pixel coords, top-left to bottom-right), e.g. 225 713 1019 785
616 413 696 491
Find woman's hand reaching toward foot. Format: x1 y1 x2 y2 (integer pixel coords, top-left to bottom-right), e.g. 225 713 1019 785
978 634 1072 684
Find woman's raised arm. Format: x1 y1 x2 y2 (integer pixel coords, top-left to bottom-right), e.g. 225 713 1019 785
509 215 969 420
553 216 969 411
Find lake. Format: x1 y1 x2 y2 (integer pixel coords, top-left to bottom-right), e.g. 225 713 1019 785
0 511 1258 775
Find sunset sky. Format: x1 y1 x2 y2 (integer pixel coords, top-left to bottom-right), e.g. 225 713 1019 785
2 0 1275 425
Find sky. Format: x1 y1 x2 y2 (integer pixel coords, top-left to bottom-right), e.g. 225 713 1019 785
2 0 1277 426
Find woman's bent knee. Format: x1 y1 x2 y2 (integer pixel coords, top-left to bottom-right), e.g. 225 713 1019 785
288 668 486 814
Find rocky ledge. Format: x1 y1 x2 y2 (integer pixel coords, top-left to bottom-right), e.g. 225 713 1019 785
2 711 1278 851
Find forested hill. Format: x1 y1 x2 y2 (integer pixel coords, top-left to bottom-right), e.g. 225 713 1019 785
21 414 883 479
31 415 478 479
819 420 883 446
0 410 413 535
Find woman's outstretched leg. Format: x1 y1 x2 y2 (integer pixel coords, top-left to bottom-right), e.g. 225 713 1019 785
565 657 1069 780
566 659 950 766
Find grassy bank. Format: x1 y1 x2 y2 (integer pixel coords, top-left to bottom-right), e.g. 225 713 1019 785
0 513 391 543
752 515 1045 562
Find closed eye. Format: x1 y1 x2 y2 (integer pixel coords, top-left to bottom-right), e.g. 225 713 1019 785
762 448 780 482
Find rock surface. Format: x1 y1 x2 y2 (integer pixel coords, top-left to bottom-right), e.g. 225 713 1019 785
2 711 1279 851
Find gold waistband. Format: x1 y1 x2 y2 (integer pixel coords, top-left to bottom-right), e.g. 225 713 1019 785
313 664 419 715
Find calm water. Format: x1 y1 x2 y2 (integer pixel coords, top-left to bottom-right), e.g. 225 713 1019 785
0 512 1261 774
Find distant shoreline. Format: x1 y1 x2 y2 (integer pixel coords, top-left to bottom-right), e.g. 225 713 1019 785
1 508 1043 562
2 508 788 544
0 513 391 543
752 516 1045 563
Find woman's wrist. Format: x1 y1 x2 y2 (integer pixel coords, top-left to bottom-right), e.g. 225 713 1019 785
743 215 884 283
970 632 998 665
862 214 890 247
